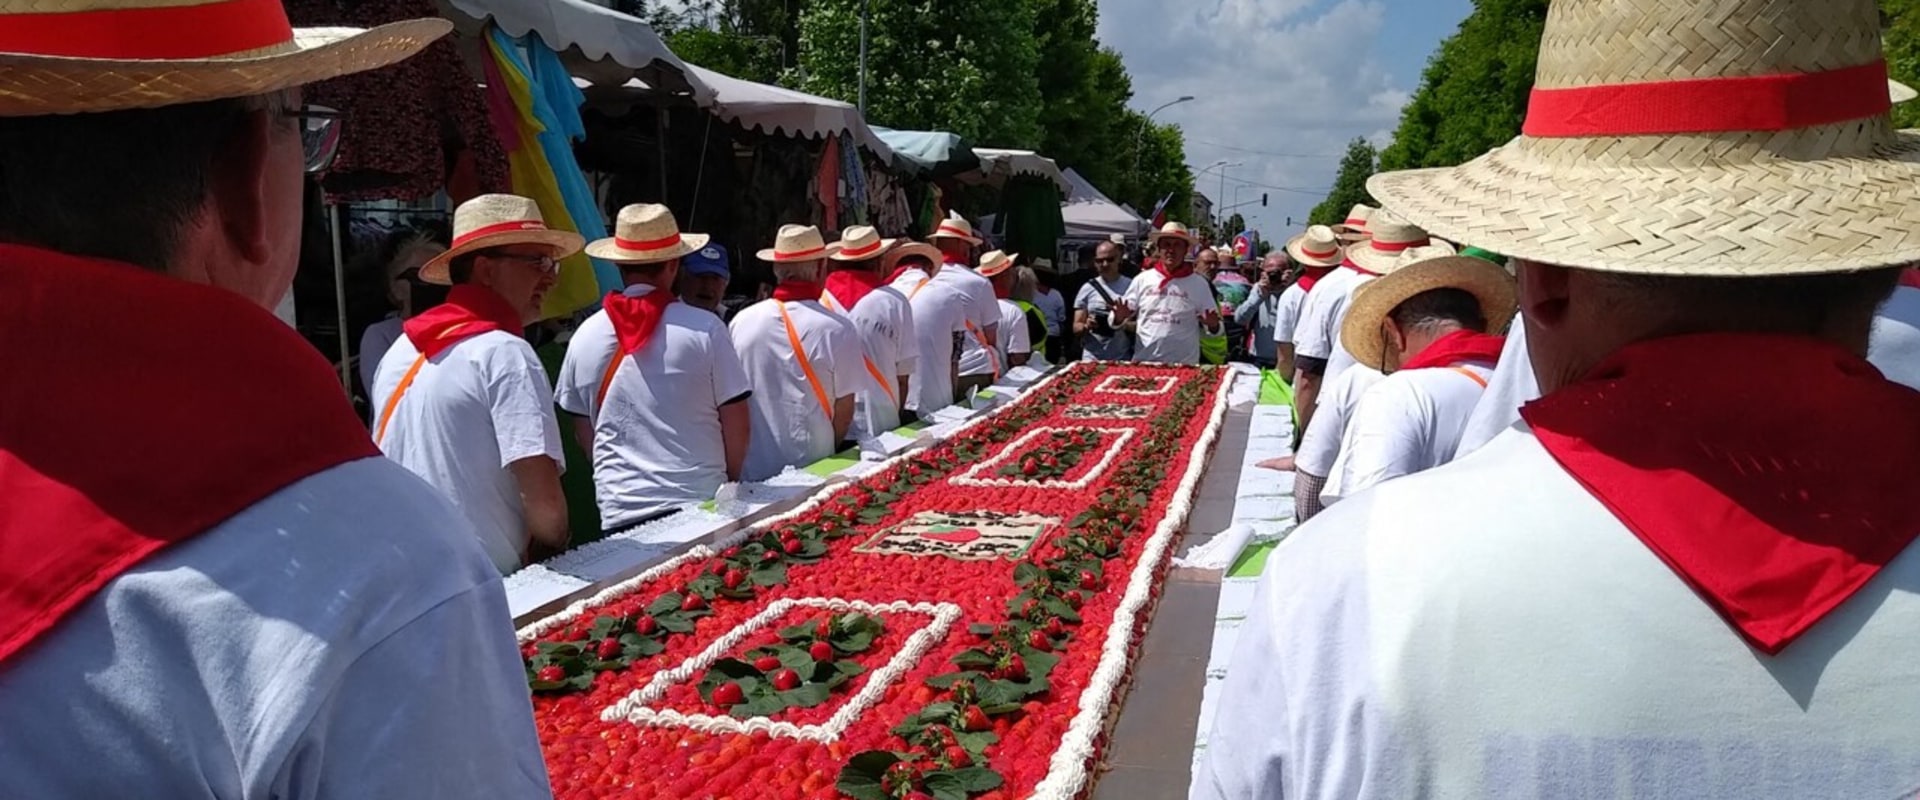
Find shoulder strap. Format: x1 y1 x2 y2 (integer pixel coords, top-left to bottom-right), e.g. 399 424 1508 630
775 302 836 422
1448 366 1490 389
1087 277 1117 304
594 348 626 416
374 353 429 446
907 277 931 299
862 354 899 408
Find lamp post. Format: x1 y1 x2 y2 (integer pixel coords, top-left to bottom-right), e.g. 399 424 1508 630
1134 95 1195 183
857 0 869 111
1193 160 1240 231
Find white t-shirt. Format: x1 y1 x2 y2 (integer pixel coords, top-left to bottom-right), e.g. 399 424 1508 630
1121 269 1220 365
729 298 861 481
1033 286 1067 337
0 458 552 799
1074 275 1135 361
1294 364 1384 478
358 315 403 397
1869 284 1920 391
372 329 565 574
825 284 920 440
934 262 1002 377
894 268 968 414
999 299 1032 360
1458 318 1542 457
1292 267 1376 386
1322 362 1493 505
554 286 752 529
1273 282 1308 346
1195 430 1920 800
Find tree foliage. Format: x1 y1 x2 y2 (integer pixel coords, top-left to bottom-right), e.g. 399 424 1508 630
1308 138 1379 226
1886 0 1920 128
1376 0 1549 172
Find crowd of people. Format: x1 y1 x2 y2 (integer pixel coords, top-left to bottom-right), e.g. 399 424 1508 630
9 0 1920 797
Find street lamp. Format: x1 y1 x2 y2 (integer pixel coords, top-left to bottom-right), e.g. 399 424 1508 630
1134 95 1195 174
1193 160 1241 228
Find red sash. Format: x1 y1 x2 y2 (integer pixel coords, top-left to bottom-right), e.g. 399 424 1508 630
0 244 377 663
1520 334 1920 654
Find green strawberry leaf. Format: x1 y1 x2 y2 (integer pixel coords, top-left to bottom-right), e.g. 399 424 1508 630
749 562 788 587
653 612 697 634
646 593 683 617
951 649 998 669
924 670 989 690
835 751 904 800
777 682 832 708
1012 562 1043 585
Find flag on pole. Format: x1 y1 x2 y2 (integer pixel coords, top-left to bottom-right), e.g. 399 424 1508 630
1232 232 1255 262
1149 192 1174 228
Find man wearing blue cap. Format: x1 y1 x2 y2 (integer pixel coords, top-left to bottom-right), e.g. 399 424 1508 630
676 242 732 317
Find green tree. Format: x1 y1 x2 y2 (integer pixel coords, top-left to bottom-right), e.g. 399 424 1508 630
1376 0 1549 171
1886 0 1920 128
795 0 1044 148
1308 138 1379 226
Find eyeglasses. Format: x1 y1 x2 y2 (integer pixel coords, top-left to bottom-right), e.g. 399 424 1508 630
1093 257 1117 264
488 252 561 275
290 105 342 175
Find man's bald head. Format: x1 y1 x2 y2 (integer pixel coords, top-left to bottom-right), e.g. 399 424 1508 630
1094 242 1123 276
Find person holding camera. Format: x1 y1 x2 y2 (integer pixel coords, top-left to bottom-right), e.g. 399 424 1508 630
1235 251 1297 372
1073 241 1134 360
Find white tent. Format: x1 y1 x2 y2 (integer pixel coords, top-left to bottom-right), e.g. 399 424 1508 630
965 148 1071 195
685 65 896 161
1061 168 1147 240
440 0 713 103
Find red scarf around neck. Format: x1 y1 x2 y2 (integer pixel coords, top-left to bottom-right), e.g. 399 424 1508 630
603 287 675 355
772 279 823 303
1399 329 1505 372
1901 268 1920 289
0 244 378 663
824 269 887 311
1520 333 1920 655
402 284 524 358
1341 257 1380 277
1296 265 1335 293
886 264 929 285
1149 258 1194 280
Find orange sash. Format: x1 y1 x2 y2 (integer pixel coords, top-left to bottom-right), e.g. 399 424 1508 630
374 354 428 446
775 302 835 422
1449 366 1490 389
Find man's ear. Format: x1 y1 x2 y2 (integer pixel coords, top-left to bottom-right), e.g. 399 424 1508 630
207 107 276 268
1517 260 1572 330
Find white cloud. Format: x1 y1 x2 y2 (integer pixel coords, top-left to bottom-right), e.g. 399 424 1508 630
1098 0 1419 232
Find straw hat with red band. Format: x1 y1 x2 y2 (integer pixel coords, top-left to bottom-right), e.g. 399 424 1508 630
882 242 942 273
1148 221 1198 247
1286 226 1347 269
829 226 897 262
1343 210 1451 275
585 203 709 264
928 215 984 246
420 194 586 285
1369 0 1920 276
1340 245 1518 371
1331 204 1375 242
977 250 1019 278
758 224 837 262
0 0 451 117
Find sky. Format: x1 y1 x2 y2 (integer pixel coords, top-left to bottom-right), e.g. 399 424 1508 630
1095 0 1475 241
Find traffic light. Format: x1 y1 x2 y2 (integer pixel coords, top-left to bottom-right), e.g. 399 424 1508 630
1262 193 1269 207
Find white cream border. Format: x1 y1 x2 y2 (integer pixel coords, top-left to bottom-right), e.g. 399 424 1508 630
598 598 962 742
1091 373 1180 396
949 426 1138 490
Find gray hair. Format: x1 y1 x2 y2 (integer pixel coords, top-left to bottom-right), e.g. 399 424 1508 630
1011 266 1039 303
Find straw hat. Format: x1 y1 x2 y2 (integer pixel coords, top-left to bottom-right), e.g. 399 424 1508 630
977 250 1019 278
1286 226 1347 268
882 242 942 273
928 214 984 245
1148 221 1198 247
757 224 836 262
0 0 452 117
585 204 710 264
420 194 586 285
1368 0 1920 276
829 226 897 262
1343 210 1452 275
1340 246 1518 371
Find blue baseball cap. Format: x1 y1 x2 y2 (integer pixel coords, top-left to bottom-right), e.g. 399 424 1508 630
683 243 730 277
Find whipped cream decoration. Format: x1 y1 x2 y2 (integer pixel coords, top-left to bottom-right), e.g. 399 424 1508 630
515 367 1076 644
949 426 1138 490
1028 369 1238 800
600 598 962 742
1091 373 1180 396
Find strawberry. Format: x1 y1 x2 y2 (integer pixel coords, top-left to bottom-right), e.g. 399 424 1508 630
1027 630 1052 652
1043 455 1059 469
1021 459 1038 476
782 537 804 555
754 655 783 672
521 644 538 659
712 681 745 707
723 569 745 589
680 593 707 612
536 665 566 683
905 793 935 800
771 668 801 691
960 705 991 732
761 550 781 563
596 638 624 660
815 618 833 639
1045 618 1066 637
1021 599 1042 619
567 626 589 642
721 546 741 559
636 616 659 635
882 762 918 794
1003 654 1028 681
809 641 834 661
1079 570 1099 590
1066 591 1085 610
944 745 971 768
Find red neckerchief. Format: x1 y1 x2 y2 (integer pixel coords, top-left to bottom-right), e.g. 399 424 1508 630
1519 333 1920 655
402 284 524 358
772 280 822 303
1901 268 1920 289
603 287 675 355
1149 258 1194 280
824 269 887 310
992 277 1012 300
1398 330 1505 372
1297 266 1334 293
1341 257 1380 278
887 264 928 284
0 244 378 663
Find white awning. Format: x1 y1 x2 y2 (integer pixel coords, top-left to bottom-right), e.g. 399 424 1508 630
966 149 1071 195
440 0 712 104
687 65 894 161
